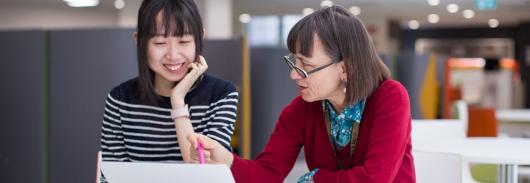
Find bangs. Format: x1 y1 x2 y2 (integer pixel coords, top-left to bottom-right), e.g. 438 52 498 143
140 0 200 38
286 8 342 61
287 17 315 58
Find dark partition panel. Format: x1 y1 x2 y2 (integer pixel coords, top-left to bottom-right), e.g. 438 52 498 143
203 39 242 86
48 29 137 183
0 30 46 183
396 52 430 119
250 47 298 158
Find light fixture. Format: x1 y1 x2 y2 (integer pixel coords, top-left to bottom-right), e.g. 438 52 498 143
320 0 333 7
303 8 314 16
463 9 475 19
349 6 361 16
446 3 459 13
114 0 125 10
63 0 99 7
488 19 499 28
428 14 439 23
427 0 440 6
408 20 420 30
239 13 252 23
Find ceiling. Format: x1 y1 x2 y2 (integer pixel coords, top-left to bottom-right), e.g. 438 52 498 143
1 0 529 28
232 0 530 28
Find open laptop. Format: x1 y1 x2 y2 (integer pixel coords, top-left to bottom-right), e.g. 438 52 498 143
100 161 235 183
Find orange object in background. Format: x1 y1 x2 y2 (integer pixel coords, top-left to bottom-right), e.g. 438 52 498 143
467 107 498 137
444 87 462 118
444 58 462 119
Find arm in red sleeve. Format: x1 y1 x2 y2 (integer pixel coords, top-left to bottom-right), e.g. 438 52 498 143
314 81 412 183
230 98 306 183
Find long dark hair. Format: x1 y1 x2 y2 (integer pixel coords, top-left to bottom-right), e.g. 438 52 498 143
287 5 390 105
136 0 204 104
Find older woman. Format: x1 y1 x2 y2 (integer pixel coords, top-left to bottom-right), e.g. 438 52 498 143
188 5 415 183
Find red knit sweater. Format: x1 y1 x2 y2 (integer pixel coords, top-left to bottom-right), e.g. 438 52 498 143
231 80 415 183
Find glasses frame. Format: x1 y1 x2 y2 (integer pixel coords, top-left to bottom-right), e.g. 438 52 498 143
283 53 338 78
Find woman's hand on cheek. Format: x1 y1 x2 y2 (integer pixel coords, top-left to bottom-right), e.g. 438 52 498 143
170 56 208 107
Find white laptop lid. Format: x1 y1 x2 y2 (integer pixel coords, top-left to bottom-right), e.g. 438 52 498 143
100 161 235 183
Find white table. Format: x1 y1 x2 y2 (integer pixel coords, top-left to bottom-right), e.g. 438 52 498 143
496 109 530 122
413 137 530 183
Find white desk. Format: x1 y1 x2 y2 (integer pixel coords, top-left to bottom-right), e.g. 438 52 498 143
496 110 530 137
413 137 530 183
496 109 530 122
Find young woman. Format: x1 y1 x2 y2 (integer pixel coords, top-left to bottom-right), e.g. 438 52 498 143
187 5 415 183
99 0 238 181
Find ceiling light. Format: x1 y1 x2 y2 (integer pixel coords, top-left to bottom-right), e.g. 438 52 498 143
64 0 99 7
114 0 125 10
349 6 361 16
488 19 499 28
446 3 459 13
463 9 475 19
428 14 439 23
303 8 314 16
320 0 333 7
239 13 252 23
427 0 440 6
409 20 420 30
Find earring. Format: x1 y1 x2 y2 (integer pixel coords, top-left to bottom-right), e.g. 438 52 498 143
342 78 347 93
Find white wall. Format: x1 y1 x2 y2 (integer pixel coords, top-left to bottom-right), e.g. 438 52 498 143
0 2 119 30
117 0 142 28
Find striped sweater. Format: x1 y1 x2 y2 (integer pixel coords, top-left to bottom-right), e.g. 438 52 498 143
100 74 238 163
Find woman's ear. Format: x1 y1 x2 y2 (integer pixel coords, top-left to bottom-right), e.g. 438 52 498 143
132 32 138 45
202 28 207 40
339 62 347 80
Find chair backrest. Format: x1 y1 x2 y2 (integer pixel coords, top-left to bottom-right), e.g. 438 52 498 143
413 151 462 183
412 100 468 145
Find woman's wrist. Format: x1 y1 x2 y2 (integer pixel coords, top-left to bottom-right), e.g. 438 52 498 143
171 98 185 108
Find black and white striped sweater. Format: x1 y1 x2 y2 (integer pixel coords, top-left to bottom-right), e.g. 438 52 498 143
100 74 238 162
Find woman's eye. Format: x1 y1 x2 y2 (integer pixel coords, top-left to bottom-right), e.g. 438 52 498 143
180 40 191 44
154 42 166 45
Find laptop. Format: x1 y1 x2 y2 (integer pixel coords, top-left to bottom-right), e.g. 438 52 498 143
100 161 235 183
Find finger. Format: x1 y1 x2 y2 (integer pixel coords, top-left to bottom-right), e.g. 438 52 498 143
187 159 200 164
202 151 211 159
195 134 219 150
189 63 199 75
197 56 208 69
190 148 198 157
198 56 206 65
186 134 198 148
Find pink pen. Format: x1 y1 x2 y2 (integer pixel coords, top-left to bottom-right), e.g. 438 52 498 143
197 141 205 164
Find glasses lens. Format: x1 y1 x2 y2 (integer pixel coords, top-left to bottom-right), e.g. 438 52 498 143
285 54 308 78
294 67 307 78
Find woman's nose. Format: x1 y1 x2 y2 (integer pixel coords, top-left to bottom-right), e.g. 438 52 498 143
290 69 302 80
165 44 181 60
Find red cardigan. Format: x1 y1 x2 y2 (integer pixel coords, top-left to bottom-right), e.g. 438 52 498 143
231 80 415 183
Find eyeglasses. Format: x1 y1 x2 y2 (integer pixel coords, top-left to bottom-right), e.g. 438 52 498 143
283 53 337 78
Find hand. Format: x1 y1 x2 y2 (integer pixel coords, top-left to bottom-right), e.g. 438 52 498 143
171 56 208 107
186 133 234 166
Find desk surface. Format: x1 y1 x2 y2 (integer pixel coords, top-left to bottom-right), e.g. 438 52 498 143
413 137 530 165
496 109 530 122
